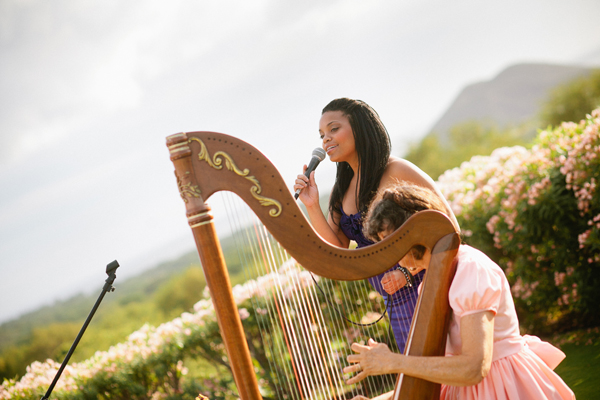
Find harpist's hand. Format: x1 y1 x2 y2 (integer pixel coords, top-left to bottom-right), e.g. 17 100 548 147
381 270 407 295
344 339 399 384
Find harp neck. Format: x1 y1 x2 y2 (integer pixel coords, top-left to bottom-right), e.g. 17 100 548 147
167 131 456 281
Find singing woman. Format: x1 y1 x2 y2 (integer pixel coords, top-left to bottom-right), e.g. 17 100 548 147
293 98 459 352
343 183 574 400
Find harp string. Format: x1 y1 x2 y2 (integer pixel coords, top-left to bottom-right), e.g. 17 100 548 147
274 236 340 399
298 250 397 396
393 255 420 356
285 244 359 399
256 222 322 398
327 270 380 396
223 192 301 399
345 277 393 396
248 199 338 399
319 276 363 398
271 241 339 397
293 260 345 398
253 217 309 399
273 234 337 399
269 216 395 397
217 192 403 399
245 232 299 399
366 253 420 357
248 200 318 399
282 247 365 399
316 260 396 395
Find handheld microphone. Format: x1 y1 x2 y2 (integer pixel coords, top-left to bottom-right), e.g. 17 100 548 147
295 147 326 199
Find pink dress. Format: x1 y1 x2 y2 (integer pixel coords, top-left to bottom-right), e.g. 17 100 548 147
440 245 574 400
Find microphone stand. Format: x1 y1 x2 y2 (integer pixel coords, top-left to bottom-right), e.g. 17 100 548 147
40 260 120 400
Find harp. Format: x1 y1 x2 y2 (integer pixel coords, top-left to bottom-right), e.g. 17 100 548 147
166 131 459 400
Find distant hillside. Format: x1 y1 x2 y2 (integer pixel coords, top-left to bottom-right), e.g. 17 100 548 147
428 63 595 139
0 226 260 354
0 250 200 352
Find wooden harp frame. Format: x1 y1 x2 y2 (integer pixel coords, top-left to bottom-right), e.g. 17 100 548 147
167 131 459 400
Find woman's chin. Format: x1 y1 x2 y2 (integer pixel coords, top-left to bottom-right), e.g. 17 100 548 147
328 152 343 163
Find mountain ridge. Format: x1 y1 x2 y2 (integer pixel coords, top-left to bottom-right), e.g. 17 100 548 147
428 62 596 140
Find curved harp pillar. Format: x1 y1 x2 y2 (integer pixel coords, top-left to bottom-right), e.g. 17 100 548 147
167 131 460 400
168 133 262 400
394 232 459 400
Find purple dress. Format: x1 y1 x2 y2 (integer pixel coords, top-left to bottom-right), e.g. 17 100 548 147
339 208 424 353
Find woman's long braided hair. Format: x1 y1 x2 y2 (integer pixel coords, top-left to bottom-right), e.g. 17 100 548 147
323 98 391 221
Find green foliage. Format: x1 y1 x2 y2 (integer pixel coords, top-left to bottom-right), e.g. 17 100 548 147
72 301 164 362
0 249 202 382
540 69 600 128
552 327 600 400
404 134 445 179
438 109 600 334
0 322 80 381
405 121 533 179
0 294 96 353
154 267 206 318
555 343 600 400
0 250 201 349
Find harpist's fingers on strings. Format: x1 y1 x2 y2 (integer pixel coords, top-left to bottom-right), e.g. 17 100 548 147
350 342 370 353
342 363 362 376
346 370 368 385
347 354 362 364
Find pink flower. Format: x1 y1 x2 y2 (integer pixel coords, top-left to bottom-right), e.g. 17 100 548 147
554 272 566 287
238 308 250 320
578 229 591 248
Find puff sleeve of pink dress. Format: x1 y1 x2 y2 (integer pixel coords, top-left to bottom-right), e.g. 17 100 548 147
440 245 575 400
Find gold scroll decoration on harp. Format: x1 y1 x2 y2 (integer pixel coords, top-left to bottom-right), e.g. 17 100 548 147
166 131 459 400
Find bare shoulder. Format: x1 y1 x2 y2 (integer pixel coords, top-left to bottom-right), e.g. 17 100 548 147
382 158 462 232
385 156 419 174
381 156 435 188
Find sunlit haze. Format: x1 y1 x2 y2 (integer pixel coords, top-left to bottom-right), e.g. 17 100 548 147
1 0 599 323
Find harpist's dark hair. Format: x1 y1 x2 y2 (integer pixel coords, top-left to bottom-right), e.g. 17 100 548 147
363 183 447 259
323 98 391 219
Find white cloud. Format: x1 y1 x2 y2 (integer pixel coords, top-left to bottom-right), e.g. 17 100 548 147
0 0 276 163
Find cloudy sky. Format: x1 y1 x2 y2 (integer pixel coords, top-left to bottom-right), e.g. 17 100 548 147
1 0 599 324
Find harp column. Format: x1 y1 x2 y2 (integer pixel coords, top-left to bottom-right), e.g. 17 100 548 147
167 133 262 400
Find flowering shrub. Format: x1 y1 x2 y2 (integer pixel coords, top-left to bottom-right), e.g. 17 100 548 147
438 108 600 333
0 277 261 399
0 301 225 400
1 256 388 399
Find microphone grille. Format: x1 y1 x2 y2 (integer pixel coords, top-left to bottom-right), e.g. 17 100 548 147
312 147 326 161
